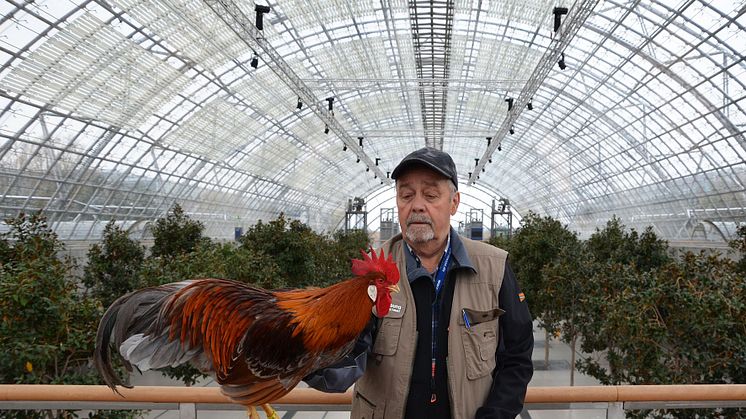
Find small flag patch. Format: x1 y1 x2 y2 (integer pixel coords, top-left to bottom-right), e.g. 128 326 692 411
518 292 526 302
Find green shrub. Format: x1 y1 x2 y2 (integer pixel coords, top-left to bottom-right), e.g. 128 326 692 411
83 221 145 307
148 203 206 259
505 211 578 320
0 212 134 419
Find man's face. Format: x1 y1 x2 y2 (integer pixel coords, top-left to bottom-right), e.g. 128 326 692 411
396 167 459 247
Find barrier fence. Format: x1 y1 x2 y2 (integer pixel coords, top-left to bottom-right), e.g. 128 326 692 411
1 384 746 418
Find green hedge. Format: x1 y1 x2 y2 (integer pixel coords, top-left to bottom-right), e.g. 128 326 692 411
496 215 745 418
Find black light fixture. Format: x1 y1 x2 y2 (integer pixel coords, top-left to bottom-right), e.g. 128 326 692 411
296 97 303 110
375 158 380 166
386 171 390 178
250 55 259 68
486 136 492 146
326 97 335 115
366 167 370 172
505 97 514 112
358 136 364 148
255 4 271 30
553 7 568 32
558 53 567 70
468 172 472 178
482 168 485 173
324 124 329 134
356 157 360 163
527 100 533 110
509 126 515 135
475 158 479 166
489 158 492 163
498 145 502 151
343 144 347 151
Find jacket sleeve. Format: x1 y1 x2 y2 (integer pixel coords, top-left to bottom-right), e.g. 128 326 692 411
302 317 376 393
475 261 534 419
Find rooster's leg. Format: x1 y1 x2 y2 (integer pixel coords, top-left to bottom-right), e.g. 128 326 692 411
247 406 260 419
261 404 279 419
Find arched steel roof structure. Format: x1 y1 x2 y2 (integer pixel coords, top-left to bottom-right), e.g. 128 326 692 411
0 0 744 240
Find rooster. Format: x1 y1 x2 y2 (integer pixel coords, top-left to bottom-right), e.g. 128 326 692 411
94 248 399 418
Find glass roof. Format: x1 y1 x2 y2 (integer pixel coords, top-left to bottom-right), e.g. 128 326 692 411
0 0 744 241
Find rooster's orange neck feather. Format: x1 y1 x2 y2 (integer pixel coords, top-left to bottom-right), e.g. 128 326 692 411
274 275 376 352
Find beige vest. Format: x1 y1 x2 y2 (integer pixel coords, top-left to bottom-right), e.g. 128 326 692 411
352 234 507 419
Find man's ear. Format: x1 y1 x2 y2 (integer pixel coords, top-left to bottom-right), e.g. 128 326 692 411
451 192 460 215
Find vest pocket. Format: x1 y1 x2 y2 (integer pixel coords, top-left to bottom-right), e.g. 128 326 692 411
372 295 406 356
372 316 403 356
353 390 377 419
460 317 499 380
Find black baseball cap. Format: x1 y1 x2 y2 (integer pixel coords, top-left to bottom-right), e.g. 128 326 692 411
391 147 458 190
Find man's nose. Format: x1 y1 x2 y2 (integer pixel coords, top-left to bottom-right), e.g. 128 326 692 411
411 193 426 212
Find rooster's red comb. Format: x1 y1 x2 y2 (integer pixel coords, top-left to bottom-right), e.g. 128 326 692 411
351 247 400 284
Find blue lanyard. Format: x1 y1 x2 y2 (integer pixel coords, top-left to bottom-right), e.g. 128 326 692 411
430 236 451 403
432 235 452 299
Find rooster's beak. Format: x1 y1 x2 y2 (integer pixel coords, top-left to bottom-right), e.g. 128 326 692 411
388 284 400 293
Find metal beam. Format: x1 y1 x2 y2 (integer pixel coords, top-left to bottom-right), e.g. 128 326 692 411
202 0 389 183
469 0 601 185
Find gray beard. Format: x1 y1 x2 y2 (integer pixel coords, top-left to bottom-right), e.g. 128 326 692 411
405 224 435 243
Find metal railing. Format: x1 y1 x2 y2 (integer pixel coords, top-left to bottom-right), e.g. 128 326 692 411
1 384 746 418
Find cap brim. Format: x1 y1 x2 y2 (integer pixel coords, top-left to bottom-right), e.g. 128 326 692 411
391 159 454 184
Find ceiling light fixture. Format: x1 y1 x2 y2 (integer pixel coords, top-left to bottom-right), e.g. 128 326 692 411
255 5 271 30
553 7 568 32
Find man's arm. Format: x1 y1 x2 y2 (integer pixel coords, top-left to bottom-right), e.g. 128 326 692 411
475 261 534 419
303 317 376 392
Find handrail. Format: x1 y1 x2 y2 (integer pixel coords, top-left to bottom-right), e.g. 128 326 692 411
1 384 746 404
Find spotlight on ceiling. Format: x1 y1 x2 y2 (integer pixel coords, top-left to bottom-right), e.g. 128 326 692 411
505 97 514 112
250 55 259 68
527 100 533 110
553 7 568 32
558 53 567 70
296 97 302 110
509 126 515 135
324 124 329 134
255 5 271 30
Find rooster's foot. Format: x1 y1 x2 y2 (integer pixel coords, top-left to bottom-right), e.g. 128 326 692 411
262 403 279 419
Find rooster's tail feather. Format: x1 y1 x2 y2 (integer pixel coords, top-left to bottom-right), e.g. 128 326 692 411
94 281 198 388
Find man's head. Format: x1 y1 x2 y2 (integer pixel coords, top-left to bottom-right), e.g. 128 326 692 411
392 147 460 250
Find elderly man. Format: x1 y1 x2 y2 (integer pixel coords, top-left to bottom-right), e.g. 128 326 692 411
307 147 534 419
